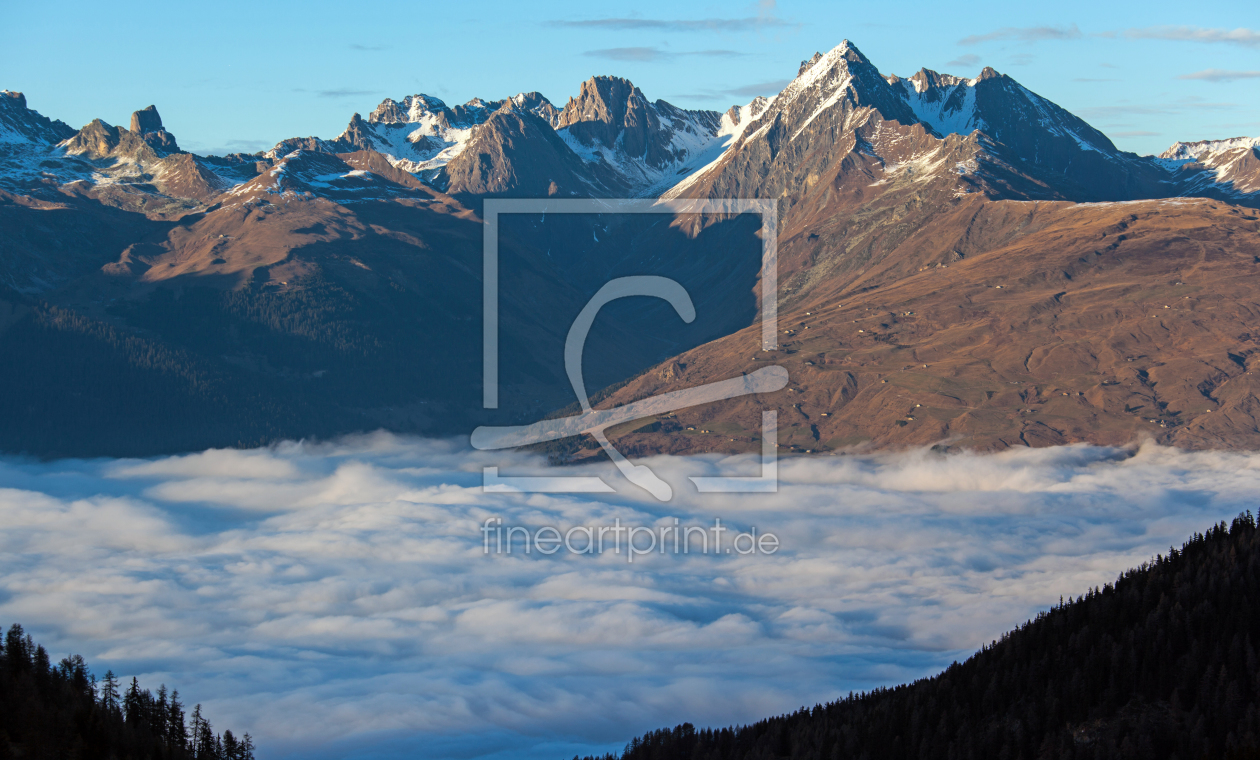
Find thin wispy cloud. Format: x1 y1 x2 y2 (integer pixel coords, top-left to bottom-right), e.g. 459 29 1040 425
1179 69 1260 82
559 0 791 35
724 79 792 97
1110 130 1160 138
672 79 790 103
1 436 1255 760
583 47 745 62
959 24 1083 46
556 17 788 33
585 47 666 62
348 43 386 51
1119 26 1260 48
946 53 981 69
317 88 377 98
1076 99 1237 120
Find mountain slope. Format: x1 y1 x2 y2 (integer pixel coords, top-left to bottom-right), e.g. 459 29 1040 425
657 41 1192 322
581 512 1260 760
596 198 1260 455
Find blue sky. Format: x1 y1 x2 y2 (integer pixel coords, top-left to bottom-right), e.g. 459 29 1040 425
5 0 1257 157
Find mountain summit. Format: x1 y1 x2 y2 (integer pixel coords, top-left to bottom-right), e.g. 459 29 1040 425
128 104 179 154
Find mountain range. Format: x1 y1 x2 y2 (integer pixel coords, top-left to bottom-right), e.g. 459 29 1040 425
2 40 1259 457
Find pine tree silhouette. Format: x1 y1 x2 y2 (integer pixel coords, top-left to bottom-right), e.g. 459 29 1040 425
580 512 1260 760
0 627 255 759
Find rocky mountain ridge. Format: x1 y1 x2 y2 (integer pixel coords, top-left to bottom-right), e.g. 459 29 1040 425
3 41 1257 213
2 41 1260 457
1158 135 1260 197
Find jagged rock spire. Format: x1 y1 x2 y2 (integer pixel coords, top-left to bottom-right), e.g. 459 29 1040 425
130 105 164 134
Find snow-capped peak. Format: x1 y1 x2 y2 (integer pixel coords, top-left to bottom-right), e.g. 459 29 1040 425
333 93 502 175
1155 135 1260 196
1160 136 1260 162
777 40 864 109
550 76 723 195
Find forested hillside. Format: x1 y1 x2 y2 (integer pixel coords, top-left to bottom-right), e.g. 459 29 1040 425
0 624 253 760
583 512 1260 760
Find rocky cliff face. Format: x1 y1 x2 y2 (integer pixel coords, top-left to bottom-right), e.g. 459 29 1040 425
441 105 596 196
63 106 181 161
128 105 179 154
549 76 723 195
888 67 1164 200
673 41 1170 212
0 90 76 145
555 76 720 169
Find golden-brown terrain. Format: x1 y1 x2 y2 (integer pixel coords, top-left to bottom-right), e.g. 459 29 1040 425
599 198 1260 454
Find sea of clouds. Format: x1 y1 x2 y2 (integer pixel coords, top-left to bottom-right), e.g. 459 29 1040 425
1 435 1257 760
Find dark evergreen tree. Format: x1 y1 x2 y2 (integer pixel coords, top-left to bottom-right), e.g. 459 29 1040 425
124 676 143 727
582 512 1260 760
168 688 188 750
0 625 255 759
100 669 120 715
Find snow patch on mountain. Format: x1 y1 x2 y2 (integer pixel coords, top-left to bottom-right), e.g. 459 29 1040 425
331 95 484 174
777 41 854 108
1155 135 1260 197
791 68 855 141
894 75 986 138
1160 136 1260 162
550 81 725 196
658 97 772 198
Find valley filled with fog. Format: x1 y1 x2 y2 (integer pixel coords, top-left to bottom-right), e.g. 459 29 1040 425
0 437 1254 760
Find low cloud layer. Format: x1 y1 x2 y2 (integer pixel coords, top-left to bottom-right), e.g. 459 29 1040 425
1 437 1255 760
